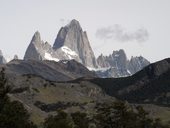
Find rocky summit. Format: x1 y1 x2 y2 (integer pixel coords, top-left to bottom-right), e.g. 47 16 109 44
24 31 54 61
54 19 97 68
96 49 150 77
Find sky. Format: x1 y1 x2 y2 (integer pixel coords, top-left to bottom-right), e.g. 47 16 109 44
0 0 170 62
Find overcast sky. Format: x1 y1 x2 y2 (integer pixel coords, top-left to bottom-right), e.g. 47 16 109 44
0 0 170 62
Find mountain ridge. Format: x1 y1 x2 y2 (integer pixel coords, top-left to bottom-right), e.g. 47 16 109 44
96 49 150 77
24 19 149 77
4 59 96 82
88 58 170 106
24 19 98 68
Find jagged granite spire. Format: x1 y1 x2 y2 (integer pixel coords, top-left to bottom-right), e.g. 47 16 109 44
24 31 60 61
127 56 150 74
96 50 150 77
97 49 127 69
53 19 82 49
53 19 98 68
24 31 44 60
31 31 41 44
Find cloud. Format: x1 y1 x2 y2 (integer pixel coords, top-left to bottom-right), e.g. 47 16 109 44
96 24 149 43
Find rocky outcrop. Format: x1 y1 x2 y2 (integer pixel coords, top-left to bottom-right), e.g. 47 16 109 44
96 50 150 77
0 50 6 64
24 31 59 62
127 56 150 74
24 31 44 61
24 31 55 61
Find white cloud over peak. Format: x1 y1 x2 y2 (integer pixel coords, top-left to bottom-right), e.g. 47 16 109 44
96 24 149 43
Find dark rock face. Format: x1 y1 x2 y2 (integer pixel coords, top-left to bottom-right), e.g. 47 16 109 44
97 50 150 77
146 58 170 77
0 50 6 64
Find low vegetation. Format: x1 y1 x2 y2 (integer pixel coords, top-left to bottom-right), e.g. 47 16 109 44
0 68 37 128
0 68 170 128
43 101 170 128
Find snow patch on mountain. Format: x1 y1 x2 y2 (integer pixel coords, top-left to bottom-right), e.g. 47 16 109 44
61 46 78 59
44 52 59 62
87 67 110 72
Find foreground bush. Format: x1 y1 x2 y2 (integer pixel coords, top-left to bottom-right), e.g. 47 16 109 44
0 68 37 128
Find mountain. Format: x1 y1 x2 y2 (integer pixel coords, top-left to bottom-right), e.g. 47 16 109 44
96 49 150 77
1 58 170 125
89 58 170 106
24 19 97 68
0 50 6 64
0 60 112 125
24 31 55 61
128 56 150 74
24 19 149 77
4 59 96 82
53 19 97 68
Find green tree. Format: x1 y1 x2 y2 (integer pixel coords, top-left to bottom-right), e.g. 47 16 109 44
95 101 137 128
135 106 153 128
71 112 89 128
94 100 170 128
0 68 37 128
43 110 73 128
0 68 10 111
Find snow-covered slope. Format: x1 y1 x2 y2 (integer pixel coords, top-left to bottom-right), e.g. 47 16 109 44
44 52 59 62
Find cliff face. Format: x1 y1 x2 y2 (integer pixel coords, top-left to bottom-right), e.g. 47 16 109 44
53 19 97 68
